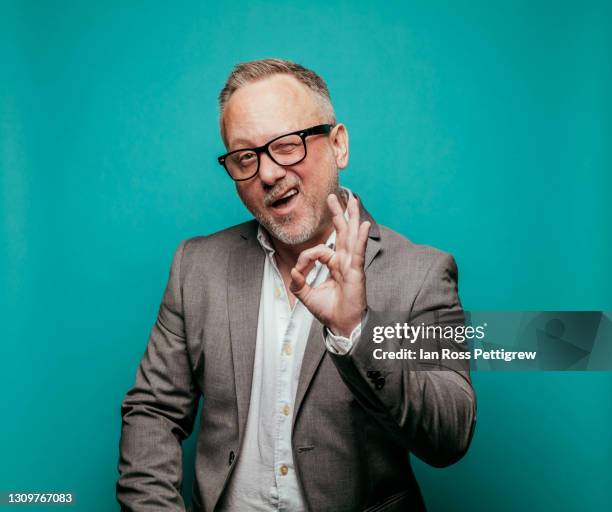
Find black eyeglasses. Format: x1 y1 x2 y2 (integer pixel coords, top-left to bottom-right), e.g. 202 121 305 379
217 124 334 181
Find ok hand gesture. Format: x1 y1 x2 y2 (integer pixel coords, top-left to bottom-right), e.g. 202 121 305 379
290 193 371 338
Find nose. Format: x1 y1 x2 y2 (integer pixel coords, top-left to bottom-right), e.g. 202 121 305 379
258 152 287 186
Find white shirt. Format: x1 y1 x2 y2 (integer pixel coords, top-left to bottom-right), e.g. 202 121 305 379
218 188 361 511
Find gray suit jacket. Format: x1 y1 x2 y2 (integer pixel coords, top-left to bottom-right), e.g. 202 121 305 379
117 200 476 511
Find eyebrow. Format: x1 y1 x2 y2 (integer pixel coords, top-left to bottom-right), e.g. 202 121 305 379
229 138 255 150
228 128 295 151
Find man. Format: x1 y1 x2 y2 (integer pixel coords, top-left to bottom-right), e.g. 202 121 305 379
117 59 476 511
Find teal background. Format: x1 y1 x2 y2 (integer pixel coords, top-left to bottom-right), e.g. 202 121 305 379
2 1 611 510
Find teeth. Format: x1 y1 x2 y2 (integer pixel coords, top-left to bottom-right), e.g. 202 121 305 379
279 188 298 200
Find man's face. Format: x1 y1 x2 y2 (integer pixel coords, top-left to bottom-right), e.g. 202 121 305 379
222 74 348 246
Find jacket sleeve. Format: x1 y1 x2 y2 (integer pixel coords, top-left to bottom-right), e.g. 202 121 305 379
329 252 476 467
117 240 200 511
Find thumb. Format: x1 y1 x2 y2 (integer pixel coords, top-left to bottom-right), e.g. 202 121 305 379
290 267 311 302
289 268 312 309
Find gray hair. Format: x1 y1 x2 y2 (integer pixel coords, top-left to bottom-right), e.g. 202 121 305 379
218 58 336 141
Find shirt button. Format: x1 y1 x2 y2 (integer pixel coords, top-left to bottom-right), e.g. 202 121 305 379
280 464 289 476
282 404 291 416
282 343 292 356
274 287 282 299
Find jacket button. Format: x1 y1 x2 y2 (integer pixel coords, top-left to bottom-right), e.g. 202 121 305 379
228 451 235 465
367 370 385 389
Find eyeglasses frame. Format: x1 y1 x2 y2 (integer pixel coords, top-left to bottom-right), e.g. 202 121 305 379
217 123 335 182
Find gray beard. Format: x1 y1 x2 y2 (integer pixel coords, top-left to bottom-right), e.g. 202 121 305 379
255 176 341 246
258 208 320 245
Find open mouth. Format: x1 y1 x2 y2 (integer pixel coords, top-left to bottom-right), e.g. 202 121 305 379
270 188 299 213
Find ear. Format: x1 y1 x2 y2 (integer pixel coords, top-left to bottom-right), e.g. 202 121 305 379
330 123 349 169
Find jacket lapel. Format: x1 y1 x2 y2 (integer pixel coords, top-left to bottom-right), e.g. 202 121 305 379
227 221 265 440
293 199 381 428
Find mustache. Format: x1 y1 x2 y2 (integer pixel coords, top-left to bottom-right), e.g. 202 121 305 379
263 176 302 207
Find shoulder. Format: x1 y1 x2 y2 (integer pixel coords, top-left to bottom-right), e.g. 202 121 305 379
182 220 256 253
377 224 456 274
168 220 258 272
371 224 460 309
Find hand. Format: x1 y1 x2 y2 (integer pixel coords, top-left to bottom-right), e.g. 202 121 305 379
290 193 371 338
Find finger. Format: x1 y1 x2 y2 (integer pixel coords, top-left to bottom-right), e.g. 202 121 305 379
346 194 360 254
327 194 348 252
293 244 336 277
290 245 335 298
289 267 310 296
290 267 318 308
327 192 344 216
351 221 371 270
